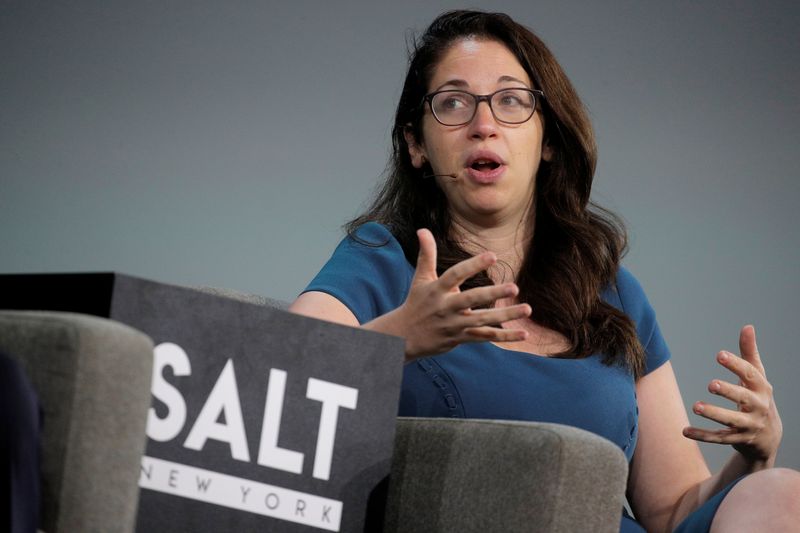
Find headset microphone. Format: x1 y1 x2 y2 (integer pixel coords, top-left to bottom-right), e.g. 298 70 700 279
422 172 459 179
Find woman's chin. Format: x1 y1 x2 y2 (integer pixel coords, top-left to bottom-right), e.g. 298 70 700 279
454 202 522 225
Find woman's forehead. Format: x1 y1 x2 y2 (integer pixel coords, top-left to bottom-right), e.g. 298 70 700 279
428 38 531 91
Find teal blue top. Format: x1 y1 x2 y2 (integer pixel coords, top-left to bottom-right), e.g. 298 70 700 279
304 222 739 532
304 222 671 463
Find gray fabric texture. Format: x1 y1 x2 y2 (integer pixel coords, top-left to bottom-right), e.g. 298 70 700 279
384 417 628 533
191 286 290 310
0 311 154 533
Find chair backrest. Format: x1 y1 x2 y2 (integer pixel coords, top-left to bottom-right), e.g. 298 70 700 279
0 311 154 533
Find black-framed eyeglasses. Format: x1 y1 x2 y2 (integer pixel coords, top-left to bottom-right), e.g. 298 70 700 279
422 88 544 126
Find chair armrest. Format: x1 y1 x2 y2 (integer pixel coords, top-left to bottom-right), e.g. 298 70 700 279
384 417 628 533
0 311 154 533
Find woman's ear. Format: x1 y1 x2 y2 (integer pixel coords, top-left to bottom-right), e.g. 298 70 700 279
404 126 428 169
541 138 554 162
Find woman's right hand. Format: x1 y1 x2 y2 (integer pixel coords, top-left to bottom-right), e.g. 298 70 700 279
364 228 532 360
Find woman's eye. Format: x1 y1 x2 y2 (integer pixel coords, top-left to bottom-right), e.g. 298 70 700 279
498 93 525 107
441 96 468 109
433 92 473 113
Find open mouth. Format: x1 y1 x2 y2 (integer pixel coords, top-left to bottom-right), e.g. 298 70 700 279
470 159 501 171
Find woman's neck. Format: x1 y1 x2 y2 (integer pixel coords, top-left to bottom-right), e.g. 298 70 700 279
449 212 533 283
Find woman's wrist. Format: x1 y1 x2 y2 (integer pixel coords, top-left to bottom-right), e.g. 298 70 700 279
363 306 418 361
736 451 776 472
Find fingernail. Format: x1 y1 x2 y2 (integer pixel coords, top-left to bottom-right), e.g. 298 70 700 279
694 403 703 414
717 352 729 363
505 285 517 296
710 381 721 393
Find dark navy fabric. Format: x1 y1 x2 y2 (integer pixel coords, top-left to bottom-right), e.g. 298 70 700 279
0 351 41 533
304 221 734 532
620 475 741 531
672 477 741 532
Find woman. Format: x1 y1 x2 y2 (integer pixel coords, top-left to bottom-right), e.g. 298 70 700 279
290 10 799 532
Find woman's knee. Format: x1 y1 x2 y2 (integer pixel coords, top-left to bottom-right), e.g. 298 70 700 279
737 467 800 500
711 468 800 532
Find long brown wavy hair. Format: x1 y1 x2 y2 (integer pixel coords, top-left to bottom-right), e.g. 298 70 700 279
347 10 645 377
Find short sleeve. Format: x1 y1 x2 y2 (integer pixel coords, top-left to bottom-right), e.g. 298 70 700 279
302 222 413 324
615 267 671 375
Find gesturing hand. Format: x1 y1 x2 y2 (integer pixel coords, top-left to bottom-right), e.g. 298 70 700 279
367 228 532 360
683 325 783 466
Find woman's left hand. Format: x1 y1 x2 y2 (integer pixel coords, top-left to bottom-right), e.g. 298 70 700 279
683 325 783 467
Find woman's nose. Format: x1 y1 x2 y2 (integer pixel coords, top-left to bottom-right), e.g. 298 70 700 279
468 101 499 139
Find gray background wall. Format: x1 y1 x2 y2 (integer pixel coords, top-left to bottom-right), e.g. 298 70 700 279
2 0 798 474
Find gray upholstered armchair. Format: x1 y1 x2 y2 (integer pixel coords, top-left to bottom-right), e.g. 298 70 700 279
0 311 153 532
0 290 628 532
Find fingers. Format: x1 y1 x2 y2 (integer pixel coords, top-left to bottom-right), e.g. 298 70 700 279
691 400 752 429
414 229 498 290
462 325 529 343
739 324 766 376
458 303 532 328
438 251 497 291
414 229 439 282
707 379 763 413
682 426 750 445
686 327 781 462
446 283 518 312
716 350 768 392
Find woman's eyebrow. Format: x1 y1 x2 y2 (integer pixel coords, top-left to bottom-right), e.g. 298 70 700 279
431 75 530 93
498 75 529 86
432 79 469 92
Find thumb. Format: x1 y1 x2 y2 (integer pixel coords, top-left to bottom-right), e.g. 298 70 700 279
415 228 438 281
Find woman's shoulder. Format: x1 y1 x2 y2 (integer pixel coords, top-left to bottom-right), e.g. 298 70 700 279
606 266 671 372
303 221 413 323
602 266 661 341
602 266 650 315
615 265 645 299
347 221 398 245
341 221 408 261
614 265 650 317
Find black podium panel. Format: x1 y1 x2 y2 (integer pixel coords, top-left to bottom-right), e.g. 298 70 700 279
0 273 405 532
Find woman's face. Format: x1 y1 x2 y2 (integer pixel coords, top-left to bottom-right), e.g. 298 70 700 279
407 38 551 228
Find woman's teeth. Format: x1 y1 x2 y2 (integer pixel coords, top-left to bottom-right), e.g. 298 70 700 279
471 160 499 170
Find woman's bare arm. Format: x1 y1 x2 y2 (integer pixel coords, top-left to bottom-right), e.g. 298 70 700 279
289 291 360 327
628 361 711 531
629 326 782 532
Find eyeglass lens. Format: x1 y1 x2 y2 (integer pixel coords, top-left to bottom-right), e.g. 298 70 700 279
430 89 536 126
